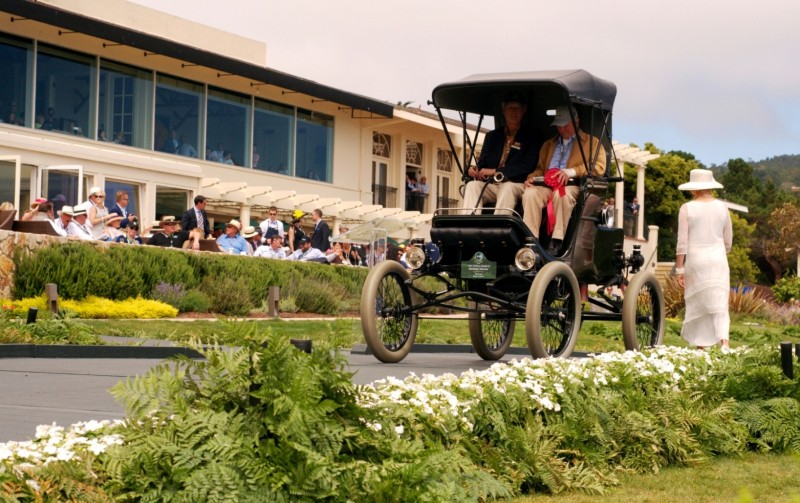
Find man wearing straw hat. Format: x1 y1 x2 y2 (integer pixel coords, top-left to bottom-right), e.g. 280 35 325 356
675 169 732 349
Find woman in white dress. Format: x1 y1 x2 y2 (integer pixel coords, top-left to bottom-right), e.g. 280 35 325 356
675 169 732 348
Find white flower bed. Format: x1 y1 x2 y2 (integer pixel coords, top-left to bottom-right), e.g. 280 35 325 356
1 346 740 481
358 346 738 433
0 419 124 479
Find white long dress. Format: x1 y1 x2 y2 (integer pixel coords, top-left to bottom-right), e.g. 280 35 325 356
676 199 732 346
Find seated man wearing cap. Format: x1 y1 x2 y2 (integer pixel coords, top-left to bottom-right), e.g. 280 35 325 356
147 216 202 249
216 219 250 255
115 220 143 245
286 236 339 263
463 92 541 215
522 106 606 254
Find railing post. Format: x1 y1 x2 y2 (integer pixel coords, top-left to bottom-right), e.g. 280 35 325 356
780 342 794 379
26 307 38 324
45 283 59 314
267 286 280 317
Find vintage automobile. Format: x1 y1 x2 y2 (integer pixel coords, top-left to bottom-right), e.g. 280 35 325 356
361 70 665 363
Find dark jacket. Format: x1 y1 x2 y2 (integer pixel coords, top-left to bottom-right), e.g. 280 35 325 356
181 206 210 238
310 219 330 252
477 124 541 183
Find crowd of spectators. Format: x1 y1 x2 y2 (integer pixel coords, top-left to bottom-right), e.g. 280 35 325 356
5 195 417 269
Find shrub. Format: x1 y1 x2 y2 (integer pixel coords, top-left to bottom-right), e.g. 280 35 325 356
200 276 253 316
180 289 211 313
13 242 369 315
60 296 178 319
729 284 768 316
662 276 684 318
773 276 800 304
149 281 186 309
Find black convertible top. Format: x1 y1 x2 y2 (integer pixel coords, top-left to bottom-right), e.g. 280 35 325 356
432 69 616 115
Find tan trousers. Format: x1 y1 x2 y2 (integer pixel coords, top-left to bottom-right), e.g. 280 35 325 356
522 185 579 240
463 180 524 215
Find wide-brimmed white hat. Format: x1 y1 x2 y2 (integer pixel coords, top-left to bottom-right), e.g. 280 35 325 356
225 219 242 231
678 169 723 191
241 225 260 238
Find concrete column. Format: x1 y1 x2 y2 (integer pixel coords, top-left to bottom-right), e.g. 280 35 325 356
636 164 646 239
239 205 251 227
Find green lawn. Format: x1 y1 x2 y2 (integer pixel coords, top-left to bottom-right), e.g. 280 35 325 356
516 452 800 503
81 316 799 354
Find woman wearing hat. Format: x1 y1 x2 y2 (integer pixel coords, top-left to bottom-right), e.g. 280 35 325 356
21 198 51 221
675 169 733 349
86 186 117 239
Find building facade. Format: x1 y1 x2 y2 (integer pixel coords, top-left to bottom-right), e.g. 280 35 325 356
0 0 468 238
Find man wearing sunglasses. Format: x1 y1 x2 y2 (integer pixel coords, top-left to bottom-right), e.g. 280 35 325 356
259 206 285 242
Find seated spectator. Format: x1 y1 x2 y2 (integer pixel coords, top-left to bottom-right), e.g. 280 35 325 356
69 206 95 240
21 198 50 221
287 237 332 262
102 216 124 241
241 225 262 255
254 235 287 259
147 216 201 250
216 219 249 254
115 221 142 245
178 136 197 158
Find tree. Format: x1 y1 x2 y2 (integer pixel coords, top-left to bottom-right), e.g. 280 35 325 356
622 144 698 260
728 212 759 284
754 202 800 281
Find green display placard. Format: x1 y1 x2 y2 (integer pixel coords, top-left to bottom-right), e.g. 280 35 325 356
461 252 497 280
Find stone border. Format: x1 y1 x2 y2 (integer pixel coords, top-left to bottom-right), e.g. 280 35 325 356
0 344 203 359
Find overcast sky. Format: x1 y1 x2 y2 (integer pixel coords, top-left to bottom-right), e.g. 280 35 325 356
131 0 800 166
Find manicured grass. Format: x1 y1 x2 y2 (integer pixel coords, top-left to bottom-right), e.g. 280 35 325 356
81 316 799 353
516 452 800 503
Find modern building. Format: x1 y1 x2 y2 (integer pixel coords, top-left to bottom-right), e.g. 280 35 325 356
0 0 468 237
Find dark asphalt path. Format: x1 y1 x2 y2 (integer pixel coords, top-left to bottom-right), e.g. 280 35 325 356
0 349 529 442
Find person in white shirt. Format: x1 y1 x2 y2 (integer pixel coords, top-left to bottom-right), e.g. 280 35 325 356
286 237 342 263
254 235 287 259
54 205 94 240
259 206 285 241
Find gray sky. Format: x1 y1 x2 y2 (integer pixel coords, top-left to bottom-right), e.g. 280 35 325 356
132 0 800 166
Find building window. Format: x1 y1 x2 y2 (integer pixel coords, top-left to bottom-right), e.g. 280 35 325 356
372 160 395 207
372 132 391 158
296 108 332 182
99 60 153 148
206 87 251 167
437 175 457 209
155 186 190 221
0 34 33 128
155 75 203 159
35 44 96 139
254 98 294 174
406 140 423 166
437 148 453 172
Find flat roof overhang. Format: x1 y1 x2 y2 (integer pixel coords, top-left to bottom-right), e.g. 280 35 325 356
0 0 394 118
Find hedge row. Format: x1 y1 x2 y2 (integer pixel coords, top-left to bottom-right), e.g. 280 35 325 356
13 243 368 315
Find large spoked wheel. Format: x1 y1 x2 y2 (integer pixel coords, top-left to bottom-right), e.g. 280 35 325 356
622 271 665 351
468 302 515 360
525 262 581 359
360 260 419 363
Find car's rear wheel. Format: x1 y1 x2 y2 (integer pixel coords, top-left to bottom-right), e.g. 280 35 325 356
622 271 665 351
525 262 581 358
360 260 418 363
468 302 515 360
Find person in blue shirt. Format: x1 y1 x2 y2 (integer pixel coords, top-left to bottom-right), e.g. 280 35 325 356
216 219 250 255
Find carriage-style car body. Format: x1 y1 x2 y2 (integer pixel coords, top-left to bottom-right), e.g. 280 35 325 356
361 70 665 363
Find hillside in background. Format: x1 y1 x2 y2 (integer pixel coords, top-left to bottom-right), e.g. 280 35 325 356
712 154 800 190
